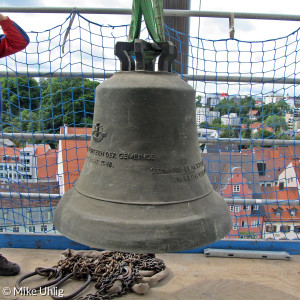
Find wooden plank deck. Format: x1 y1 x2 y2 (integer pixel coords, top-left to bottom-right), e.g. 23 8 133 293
1 248 299 300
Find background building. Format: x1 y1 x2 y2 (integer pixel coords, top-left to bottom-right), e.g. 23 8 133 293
196 107 220 125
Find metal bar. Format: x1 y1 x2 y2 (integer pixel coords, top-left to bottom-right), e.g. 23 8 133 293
223 198 300 206
198 138 300 146
204 248 291 260
183 74 300 85
1 133 91 141
2 7 300 22
0 192 298 205
2 132 300 147
1 71 299 85
0 192 60 199
0 71 114 79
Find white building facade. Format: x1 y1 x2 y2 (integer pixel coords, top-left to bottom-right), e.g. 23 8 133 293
221 113 241 126
196 107 220 125
0 147 38 184
264 94 283 104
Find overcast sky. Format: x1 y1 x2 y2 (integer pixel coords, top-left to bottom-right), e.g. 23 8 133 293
2 0 300 41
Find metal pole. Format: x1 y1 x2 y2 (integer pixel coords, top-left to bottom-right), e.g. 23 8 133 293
0 192 298 205
2 7 300 21
223 198 300 206
1 71 299 85
2 132 300 146
1 132 91 141
163 0 190 74
0 192 60 199
199 138 300 146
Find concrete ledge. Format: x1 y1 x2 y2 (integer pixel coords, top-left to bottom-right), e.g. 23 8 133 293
1 248 299 300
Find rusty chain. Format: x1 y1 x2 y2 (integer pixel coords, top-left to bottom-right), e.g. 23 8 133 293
48 251 166 300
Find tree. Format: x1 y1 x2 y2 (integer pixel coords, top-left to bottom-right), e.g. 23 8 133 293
253 129 273 139
211 117 222 127
264 115 287 132
199 121 210 128
39 77 99 133
0 76 100 138
220 126 238 138
0 77 41 132
241 126 251 139
239 96 256 120
216 98 238 116
196 95 202 107
275 99 290 113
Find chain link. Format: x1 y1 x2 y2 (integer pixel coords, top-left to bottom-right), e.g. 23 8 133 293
50 251 165 300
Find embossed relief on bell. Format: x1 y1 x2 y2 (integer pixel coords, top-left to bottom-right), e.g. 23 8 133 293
92 122 107 142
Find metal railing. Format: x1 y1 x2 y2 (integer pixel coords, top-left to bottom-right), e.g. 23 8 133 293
2 6 300 21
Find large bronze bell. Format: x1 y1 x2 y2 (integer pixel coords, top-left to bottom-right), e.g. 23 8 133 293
54 40 232 253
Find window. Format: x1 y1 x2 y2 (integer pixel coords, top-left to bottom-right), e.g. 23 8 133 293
233 224 238 230
280 225 291 232
279 182 284 190
275 209 282 217
41 225 47 232
12 226 19 233
26 167 30 172
241 221 247 228
234 206 240 213
290 209 296 217
243 205 250 211
233 185 240 192
252 205 259 211
251 221 258 227
266 225 277 233
257 162 266 176
294 226 300 232
29 226 35 232
0 227 3 232
229 206 234 212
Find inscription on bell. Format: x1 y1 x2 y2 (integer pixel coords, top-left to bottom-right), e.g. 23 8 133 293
88 147 155 161
151 161 206 183
151 161 204 175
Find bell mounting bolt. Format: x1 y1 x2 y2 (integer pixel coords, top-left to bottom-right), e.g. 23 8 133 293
115 39 177 72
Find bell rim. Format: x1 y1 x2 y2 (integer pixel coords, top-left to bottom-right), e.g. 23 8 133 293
53 187 233 253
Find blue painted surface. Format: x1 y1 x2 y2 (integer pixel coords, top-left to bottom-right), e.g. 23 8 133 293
0 234 299 254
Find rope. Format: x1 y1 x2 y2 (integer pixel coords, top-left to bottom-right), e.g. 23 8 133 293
129 0 165 43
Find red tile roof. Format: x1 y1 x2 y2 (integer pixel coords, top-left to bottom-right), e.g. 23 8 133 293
263 188 300 221
249 110 259 116
60 126 92 192
251 146 300 182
